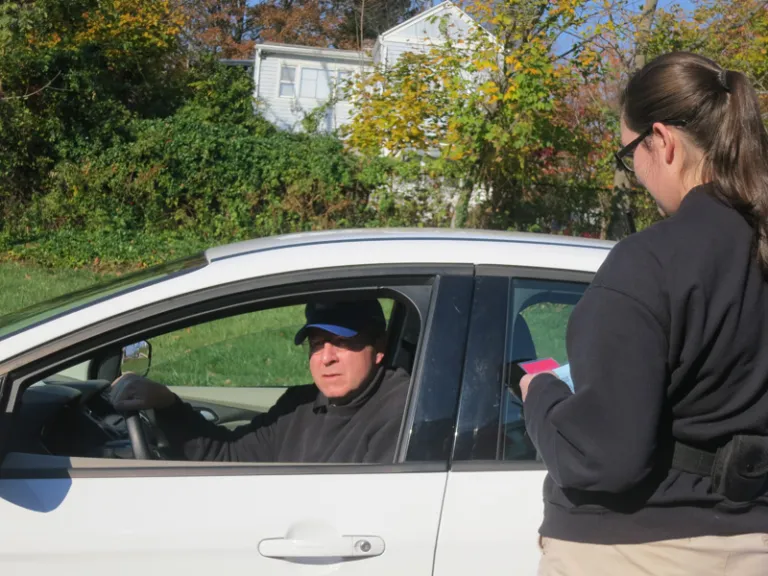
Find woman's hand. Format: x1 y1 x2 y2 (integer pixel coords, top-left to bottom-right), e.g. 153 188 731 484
519 372 556 401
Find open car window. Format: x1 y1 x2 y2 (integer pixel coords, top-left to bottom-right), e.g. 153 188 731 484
5 276 431 467
147 300 393 389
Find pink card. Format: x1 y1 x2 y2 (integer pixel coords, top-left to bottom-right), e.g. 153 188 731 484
519 358 560 374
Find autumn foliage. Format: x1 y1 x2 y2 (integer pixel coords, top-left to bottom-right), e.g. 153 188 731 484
2 0 768 269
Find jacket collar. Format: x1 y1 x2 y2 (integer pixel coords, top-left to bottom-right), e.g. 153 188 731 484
312 365 386 414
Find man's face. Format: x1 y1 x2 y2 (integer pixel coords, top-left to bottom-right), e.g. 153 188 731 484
307 329 384 398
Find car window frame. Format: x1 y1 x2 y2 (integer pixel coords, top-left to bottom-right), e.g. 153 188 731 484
0 263 474 478
451 265 594 472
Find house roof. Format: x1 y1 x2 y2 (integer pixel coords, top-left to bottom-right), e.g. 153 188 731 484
372 1 494 60
255 42 372 64
378 1 468 41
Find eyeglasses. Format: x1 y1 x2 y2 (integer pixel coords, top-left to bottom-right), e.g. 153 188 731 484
614 120 688 173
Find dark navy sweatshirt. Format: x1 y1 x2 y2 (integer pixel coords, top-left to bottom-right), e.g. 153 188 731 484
155 367 409 463
524 183 768 544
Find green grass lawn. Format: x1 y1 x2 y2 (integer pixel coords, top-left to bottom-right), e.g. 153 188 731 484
0 261 113 318
521 302 574 365
1 261 575 388
147 304 313 387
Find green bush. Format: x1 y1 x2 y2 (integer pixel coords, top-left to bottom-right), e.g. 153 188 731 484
1 54 395 269
0 0 426 272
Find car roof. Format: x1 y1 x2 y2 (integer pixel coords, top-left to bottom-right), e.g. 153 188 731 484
205 228 615 263
1 229 615 363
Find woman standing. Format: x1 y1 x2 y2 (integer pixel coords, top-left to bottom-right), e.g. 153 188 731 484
521 51 768 575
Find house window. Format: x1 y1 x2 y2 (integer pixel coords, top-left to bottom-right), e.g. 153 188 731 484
279 65 296 98
300 68 331 99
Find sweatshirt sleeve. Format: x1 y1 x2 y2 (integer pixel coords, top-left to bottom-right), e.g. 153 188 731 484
154 388 305 462
523 239 670 493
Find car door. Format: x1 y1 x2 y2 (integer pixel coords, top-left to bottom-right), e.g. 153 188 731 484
434 267 593 576
0 269 473 576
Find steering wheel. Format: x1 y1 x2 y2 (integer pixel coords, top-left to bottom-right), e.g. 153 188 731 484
124 411 154 459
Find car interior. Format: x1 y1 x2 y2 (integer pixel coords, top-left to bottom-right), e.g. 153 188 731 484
501 281 587 461
4 287 424 464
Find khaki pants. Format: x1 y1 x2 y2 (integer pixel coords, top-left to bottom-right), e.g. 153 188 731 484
538 534 768 576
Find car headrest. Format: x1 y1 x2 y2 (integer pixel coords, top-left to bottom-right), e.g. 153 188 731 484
509 314 536 362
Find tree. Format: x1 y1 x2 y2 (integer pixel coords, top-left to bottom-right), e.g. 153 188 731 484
606 0 659 238
344 0 627 232
180 0 258 58
254 0 341 47
646 0 768 96
332 0 430 49
253 0 424 50
0 0 189 238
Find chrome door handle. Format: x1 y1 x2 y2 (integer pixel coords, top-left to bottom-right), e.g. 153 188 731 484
258 535 385 559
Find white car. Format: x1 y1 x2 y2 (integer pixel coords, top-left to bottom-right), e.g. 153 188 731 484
0 228 614 576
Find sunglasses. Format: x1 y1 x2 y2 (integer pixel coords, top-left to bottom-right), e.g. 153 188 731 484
615 120 688 173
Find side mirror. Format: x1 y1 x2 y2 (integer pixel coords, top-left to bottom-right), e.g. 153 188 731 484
120 340 152 377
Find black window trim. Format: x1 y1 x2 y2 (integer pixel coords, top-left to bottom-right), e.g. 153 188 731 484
450 265 596 472
0 262 473 478
0 263 471 376
403 274 474 463
475 264 595 283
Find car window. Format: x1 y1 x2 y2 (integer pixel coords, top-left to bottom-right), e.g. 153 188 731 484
519 302 574 364
452 274 589 462
147 300 393 388
25 290 425 464
501 278 587 461
148 304 311 388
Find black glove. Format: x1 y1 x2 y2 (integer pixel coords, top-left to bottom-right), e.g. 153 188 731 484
110 372 178 412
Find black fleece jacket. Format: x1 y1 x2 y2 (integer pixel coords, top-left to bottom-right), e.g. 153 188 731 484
154 367 410 464
524 184 768 544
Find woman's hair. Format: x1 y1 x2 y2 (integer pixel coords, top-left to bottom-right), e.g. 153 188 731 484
620 51 768 274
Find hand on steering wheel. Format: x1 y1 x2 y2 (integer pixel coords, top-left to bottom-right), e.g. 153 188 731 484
124 411 153 459
110 372 177 460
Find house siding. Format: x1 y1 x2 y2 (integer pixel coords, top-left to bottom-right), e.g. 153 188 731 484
393 8 472 40
378 4 475 68
256 53 367 132
381 41 430 67
251 2 477 131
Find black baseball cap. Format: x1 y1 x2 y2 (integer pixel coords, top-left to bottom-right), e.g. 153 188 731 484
294 299 387 345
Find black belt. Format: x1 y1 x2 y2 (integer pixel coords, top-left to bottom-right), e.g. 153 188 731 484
671 436 768 502
671 441 717 476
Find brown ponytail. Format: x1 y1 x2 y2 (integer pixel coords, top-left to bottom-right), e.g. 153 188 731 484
621 52 768 275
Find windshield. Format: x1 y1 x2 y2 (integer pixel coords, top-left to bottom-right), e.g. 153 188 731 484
0 254 208 342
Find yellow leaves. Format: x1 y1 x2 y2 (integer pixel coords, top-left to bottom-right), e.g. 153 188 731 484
447 147 466 161
32 31 63 49
476 58 499 72
479 81 500 95
74 0 185 54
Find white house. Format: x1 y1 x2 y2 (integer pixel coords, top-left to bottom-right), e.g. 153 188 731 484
249 1 479 133
372 1 478 68
251 43 370 132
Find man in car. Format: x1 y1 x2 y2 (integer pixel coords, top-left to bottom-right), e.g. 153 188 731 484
110 298 410 463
